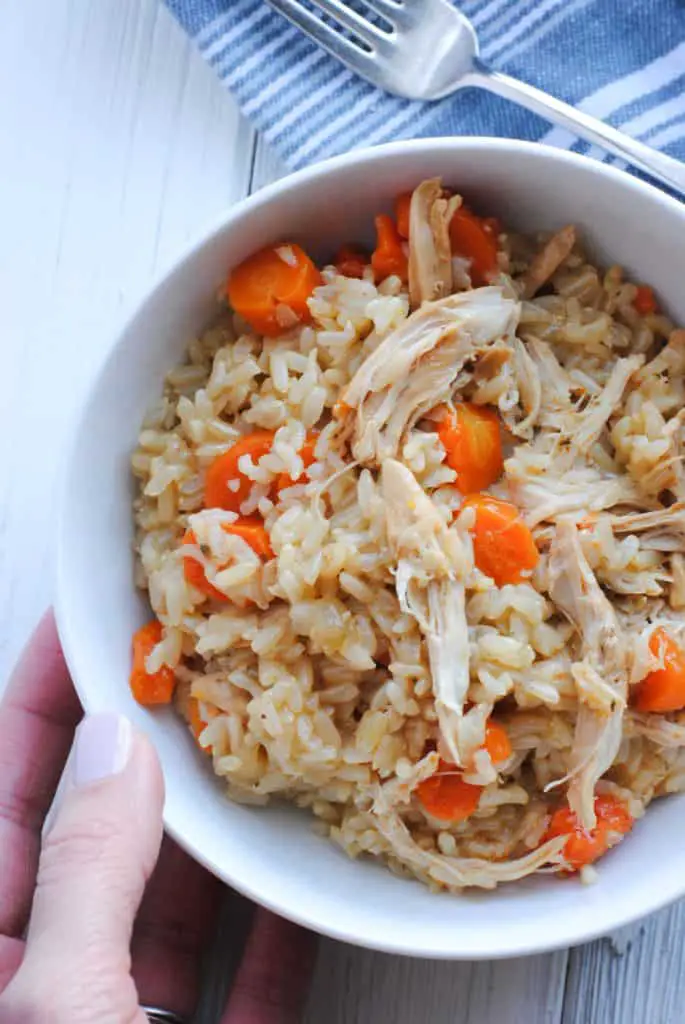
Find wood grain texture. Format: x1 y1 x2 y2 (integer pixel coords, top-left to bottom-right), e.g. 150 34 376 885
0 2 678 1022
305 941 567 1024
0 0 252 679
563 908 685 1024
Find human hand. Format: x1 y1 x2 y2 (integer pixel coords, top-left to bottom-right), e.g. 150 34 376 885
0 612 316 1023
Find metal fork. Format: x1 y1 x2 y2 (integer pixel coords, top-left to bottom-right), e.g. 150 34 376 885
264 0 685 195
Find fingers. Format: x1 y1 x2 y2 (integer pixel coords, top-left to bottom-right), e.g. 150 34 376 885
2 714 163 1024
0 937 24 995
131 836 222 1019
221 909 317 1024
0 611 82 940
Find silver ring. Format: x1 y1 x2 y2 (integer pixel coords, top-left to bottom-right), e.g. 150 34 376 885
141 1008 188 1024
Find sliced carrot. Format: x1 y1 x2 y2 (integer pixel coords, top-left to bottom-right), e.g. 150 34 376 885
227 517 273 559
483 720 512 764
482 216 502 239
274 434 318 494
417 759 483 823
227 243 322 337
542 795 633 871
183 529 228 602
461 494 539 587
182 518 272 602
633 285 657 316
130 620 175 706
436 403 503 495
634 628 685 712
371 214 408 283
395 191 412 239
449 206 499 286
335 244 368 279
417 721 511 821
188 696 206 741
204 431 275 512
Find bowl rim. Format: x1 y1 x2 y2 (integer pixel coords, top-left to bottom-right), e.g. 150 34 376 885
55 136 685 959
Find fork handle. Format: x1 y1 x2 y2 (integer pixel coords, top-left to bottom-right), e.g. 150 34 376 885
469 60 685 195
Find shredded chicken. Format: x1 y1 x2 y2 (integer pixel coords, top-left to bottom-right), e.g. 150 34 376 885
371 793 566 890
408 178 458 307
671 553 685 608
339 287 519 466
508 464 651 527
525 338 574 429
548 520 630 829
630 712 685 749
570 354 644 455
609 504 685 552
521 225 577 299
637 329 685 388
471 344 510 382
504 336 541 439
381 460 471 765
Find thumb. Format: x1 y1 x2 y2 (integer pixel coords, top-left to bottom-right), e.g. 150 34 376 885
3 714 164 1024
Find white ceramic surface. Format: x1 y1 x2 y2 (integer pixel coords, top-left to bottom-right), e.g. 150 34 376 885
56 138 685 959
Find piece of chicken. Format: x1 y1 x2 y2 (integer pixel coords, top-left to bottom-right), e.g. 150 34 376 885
636 329 685 391
507 463 651 527
548 520 629 829
381 459 471 765
371 791 566 889
513 353 643 483
631 711 685 748
507 336 542 438
339 287 519 466
671 553 685 609
521 225 577 299
408 178 459 308
570 354 644 456
626 708 683 749
609 504 685 551
525 337 575 430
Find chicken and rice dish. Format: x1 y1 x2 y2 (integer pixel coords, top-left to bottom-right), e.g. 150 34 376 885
130 179 685 891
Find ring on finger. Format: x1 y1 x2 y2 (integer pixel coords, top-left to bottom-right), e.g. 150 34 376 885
141 1006 188 1024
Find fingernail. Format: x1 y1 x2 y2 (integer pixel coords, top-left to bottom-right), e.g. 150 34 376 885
73 714 133 787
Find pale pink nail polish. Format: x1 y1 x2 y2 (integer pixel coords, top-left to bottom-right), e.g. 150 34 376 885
73 714 133 787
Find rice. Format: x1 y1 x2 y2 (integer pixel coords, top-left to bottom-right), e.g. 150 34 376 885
132 189 685 893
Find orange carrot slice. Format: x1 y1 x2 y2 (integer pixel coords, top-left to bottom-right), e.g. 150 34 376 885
449 206 499 286
483 720 512 764
335 244 368 279
204 432 275 512
634 628 685 712
542 795 633 871
633 285 657 316
417 760 483 823
436 403 503 495
182 519 272 603
130 620 175 705
188 696 206 741
274 434 318 494
461 494 539 587
227 243 322 337
395 191 412 239
417 718 511 822
371 214 408 283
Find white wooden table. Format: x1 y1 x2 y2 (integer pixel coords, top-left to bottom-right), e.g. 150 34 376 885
1 1 683 1020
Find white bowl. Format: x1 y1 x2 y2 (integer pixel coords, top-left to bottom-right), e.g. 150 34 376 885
56 138 685 959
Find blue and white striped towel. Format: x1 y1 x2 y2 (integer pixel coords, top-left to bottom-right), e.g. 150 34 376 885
164 0 685 173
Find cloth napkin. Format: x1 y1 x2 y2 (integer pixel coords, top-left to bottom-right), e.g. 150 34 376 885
164 0 685 172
